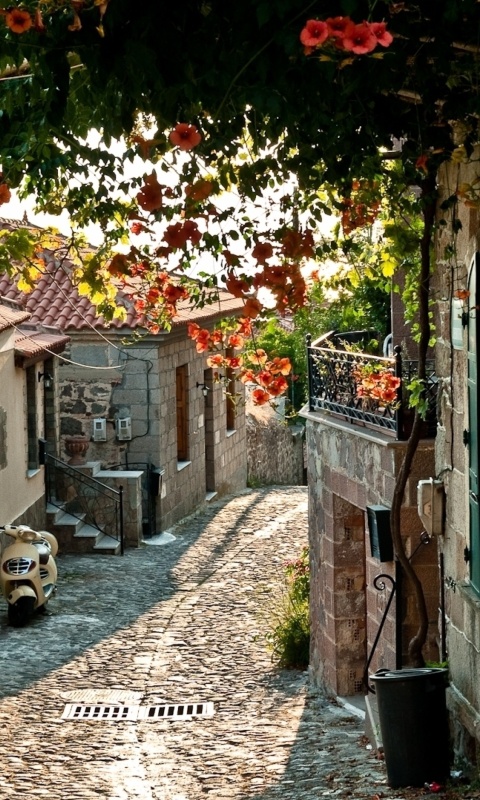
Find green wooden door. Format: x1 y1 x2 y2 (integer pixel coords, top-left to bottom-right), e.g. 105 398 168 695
468 253 480 592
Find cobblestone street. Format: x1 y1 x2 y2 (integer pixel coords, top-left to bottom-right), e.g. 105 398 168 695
0 487 394 800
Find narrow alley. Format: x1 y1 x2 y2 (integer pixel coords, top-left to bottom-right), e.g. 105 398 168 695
0 487 392 800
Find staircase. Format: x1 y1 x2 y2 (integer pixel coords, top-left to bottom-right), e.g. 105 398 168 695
46 502 121 555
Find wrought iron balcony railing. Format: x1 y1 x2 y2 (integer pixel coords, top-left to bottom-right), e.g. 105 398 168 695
306 333 437 440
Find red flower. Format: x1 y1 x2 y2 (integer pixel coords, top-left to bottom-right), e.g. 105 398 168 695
415 154 429 174
195 330 211 353
252 242 273 264
130 222 145 235
257 370 274 388
242 297 262 319
342 22 377 54
299 19 329 47
268 376 289 397
0 183 11 205
163 222 187 249
188 322 201 340
169 123 202 151
226 355 243 369
183 219 202 245
185 179 213 202
325 16 355 40
237 317 253 337
5 8 33 33
136 174 163 212
251 388 271 406
369 21 393 47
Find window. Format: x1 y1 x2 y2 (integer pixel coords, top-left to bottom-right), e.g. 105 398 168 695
176 365 189 461
26 366 39 471
225 349 236 432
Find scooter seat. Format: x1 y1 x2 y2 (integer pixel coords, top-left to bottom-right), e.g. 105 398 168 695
32 542 51 565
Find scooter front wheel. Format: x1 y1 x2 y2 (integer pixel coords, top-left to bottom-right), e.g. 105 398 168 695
8 596 36 627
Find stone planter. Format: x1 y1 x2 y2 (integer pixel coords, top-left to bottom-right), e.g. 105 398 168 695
64 435 90 466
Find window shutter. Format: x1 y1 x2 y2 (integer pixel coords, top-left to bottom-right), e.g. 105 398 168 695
467 254 480 592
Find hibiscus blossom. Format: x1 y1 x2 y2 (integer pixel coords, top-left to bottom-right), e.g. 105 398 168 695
342 22 377 54
369 21 393 47
5 8 33 33
251 388 271 406
325 16 355 40
300 19 329 47
0 183 11 205
169 123 202 151
136 174 163 212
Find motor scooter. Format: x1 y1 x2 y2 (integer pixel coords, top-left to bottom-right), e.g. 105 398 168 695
0 524 58 627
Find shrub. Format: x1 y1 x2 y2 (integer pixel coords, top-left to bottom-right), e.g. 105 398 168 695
266 546 310 669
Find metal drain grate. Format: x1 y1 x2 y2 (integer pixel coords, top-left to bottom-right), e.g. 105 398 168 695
61 702 214 721
62 704 139 721
139 702 214 720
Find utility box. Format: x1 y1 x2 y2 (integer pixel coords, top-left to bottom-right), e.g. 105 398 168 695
116 417 132 441
92 418 107 442
417 478 445 535
366 505 394 562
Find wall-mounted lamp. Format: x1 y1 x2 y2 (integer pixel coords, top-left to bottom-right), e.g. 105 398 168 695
38 372 53 388
196 382 210 398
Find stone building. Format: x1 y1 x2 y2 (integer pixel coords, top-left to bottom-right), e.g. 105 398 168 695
0 296 69 529
0 250 248 539
432 149 480 766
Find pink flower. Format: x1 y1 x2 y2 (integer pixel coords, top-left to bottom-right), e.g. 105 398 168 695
300 19 329 47
342 22 377 54
369 21 393 47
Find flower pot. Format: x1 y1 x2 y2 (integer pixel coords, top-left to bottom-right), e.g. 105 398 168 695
64 435 90 466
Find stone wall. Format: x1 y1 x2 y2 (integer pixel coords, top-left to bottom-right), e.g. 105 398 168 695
57 324 247 536
433 152 480 765
246 403 305 486
302 410 438 698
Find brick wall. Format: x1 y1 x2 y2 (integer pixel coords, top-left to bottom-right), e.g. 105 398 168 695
303 412 438 697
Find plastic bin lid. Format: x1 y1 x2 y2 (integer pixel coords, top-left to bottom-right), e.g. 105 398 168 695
371 667 447 681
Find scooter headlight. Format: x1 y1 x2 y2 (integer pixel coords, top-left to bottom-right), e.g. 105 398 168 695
2 557 36 575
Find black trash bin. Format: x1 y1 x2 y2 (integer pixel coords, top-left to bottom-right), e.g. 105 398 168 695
370 668 450 788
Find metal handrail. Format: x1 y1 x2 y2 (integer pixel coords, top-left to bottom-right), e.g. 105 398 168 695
306 335 437 440
45 453 124 554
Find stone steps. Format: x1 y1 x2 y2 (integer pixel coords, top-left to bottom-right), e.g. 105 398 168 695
46 502 121 555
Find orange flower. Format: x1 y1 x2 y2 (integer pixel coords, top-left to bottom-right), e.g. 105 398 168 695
251 388 271 406
227 333 244 349
249 349 268 366
454 289 470 301
195 330 211 353
237 317 253 336
239 369 256 384
242 297 262 319
226 355 243 369
136 174 163 212
269 357 292 376
415 154 429 174
268 376 289 397
252 242 273 264
0 183 11 205
207 354 225 368
225 271 250 298
163 222 187 249
169 123 202 151
257 370 274 388
163 283 188 304
5 8 33 33
185 179 213 202
188 322 201 340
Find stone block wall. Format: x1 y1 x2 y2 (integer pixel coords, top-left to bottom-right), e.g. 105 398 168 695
432 152 480 765
302 410 438 698
246 405 305 486
56 324 247 537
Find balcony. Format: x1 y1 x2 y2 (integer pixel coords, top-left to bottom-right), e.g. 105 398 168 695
306 332 437 441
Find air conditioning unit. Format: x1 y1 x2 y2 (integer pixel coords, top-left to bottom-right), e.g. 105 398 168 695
116 417 132 441
92 418 107 442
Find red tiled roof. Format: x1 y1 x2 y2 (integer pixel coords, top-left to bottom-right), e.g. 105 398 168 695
14 328 70 364
0 259 244 332
0 299 30 332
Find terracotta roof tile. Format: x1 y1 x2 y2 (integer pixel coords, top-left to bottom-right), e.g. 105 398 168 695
0 298 31 332
14 328 70 362
0 261 245 333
